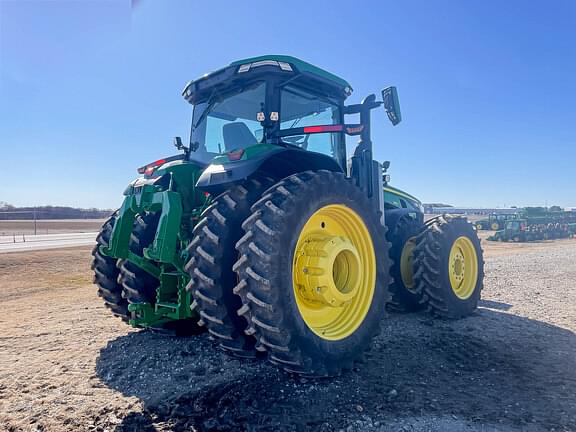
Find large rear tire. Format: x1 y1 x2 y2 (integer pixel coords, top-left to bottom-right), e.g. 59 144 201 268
234 171 390 376
91 213 129 321
414 215 484 318
386 215 425 312
185 178 273 358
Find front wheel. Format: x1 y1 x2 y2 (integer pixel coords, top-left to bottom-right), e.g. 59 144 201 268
414 215 484 319
386 215 425 312
234 171 390 376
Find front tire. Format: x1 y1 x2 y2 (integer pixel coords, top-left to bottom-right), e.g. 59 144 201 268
386 215 425 312
414 215 484 319
234 171 390 376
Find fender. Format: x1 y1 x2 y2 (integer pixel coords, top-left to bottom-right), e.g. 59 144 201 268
196 146 344 193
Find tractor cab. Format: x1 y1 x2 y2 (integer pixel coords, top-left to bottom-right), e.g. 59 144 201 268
181 55 401 196
183 55 351 169
505 220 523 232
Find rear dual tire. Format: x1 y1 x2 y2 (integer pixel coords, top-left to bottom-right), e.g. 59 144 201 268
92 213 129 321
92 213 159 323
185 178 274 357
93 212 200 333
234 171 390 376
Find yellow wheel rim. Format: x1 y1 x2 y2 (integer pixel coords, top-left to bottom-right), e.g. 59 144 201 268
400 237 417 291
293 204 376 341
476 224 482 230
448 236 479 300
491 223 499 231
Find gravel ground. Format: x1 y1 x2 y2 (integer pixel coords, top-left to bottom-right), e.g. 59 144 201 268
0 238 575 431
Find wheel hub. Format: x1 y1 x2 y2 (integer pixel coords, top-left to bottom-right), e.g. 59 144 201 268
400 237 417 290
294 235 361 307
292 204 376 341
451 252 465 282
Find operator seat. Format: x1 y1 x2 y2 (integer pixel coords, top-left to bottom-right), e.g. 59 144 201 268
223 122 258 151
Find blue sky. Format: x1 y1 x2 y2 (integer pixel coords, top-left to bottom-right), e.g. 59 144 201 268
1 0 575 209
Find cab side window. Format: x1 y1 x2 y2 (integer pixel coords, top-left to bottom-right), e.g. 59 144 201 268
280 86 342 157
384 191 402 209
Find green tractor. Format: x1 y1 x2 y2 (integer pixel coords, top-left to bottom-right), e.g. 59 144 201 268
488 218 574 242
475 213 517 231
92 55 484 376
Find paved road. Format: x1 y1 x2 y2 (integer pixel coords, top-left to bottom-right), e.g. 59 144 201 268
0 232 97 253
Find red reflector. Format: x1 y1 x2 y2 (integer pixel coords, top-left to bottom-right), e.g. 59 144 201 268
227 149 245 161
345 125 364 135
137 159 167 175
204 192 210 197
303 125 343 134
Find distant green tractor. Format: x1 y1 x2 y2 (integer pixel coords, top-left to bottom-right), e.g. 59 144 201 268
475 213 517 231
487 208 576 242
92 55 484 376
489 219 574 242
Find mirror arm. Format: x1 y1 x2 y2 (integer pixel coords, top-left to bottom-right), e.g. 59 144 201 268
173 136 191 157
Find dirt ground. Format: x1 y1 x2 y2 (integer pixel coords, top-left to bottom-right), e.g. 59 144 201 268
0 235 575 431
0 219 105 236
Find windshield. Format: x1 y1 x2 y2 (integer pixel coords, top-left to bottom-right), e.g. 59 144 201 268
506 221 520 230
190 82 266 164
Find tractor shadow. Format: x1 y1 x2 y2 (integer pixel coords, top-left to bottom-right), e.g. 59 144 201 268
96 309 576 432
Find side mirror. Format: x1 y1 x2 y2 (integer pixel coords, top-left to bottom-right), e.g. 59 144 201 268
381 86 402 126
173 136 184 150
382 160 391 171
173 136 191 155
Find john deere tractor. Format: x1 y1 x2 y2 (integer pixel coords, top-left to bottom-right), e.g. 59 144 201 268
475 213 517 231
93 55 484 376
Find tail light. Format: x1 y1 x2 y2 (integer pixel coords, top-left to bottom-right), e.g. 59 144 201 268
137 159 166 176
227 149 245 161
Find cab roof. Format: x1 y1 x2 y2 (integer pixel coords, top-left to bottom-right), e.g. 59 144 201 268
183 55 352 104
230 55 352 90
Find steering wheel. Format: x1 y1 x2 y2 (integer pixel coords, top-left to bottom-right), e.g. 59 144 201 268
283 134 311 150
